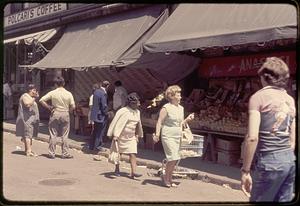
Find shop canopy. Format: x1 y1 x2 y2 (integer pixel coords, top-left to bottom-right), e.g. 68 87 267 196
144 4 297 53
21 5 166 70
4 28 58 45
22 5 198 73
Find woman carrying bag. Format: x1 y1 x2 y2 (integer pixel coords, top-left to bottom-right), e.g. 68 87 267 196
107 92 143 179
153 85 194 188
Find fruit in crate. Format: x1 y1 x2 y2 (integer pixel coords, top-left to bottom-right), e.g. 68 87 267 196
179 150 198 157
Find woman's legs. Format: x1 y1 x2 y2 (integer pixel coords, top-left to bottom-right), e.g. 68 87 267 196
23 137 36 156
165 160 177 184
129 153 138 176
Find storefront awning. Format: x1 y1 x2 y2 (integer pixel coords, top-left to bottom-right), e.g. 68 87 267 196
4 28 58 45
25 5 170 70
144 4 297 53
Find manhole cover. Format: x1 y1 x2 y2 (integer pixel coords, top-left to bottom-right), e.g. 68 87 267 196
39 178 77 186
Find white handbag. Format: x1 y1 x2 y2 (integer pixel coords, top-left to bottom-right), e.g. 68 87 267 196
108 140 120 165
181 124 194 145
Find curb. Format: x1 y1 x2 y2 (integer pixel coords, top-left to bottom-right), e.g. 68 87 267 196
3 127 241 190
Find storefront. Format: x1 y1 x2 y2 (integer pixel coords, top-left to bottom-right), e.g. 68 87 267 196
143 3 297 166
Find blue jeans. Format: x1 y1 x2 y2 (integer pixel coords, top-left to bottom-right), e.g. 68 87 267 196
250 149 296 202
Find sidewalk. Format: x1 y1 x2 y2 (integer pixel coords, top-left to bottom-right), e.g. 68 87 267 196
2 120 242 190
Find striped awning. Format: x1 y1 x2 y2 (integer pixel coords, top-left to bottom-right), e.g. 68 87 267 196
3 28 58 45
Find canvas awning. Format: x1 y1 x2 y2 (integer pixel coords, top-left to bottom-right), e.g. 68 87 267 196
24 5 169 70
144 4 298 53
4 28 58 45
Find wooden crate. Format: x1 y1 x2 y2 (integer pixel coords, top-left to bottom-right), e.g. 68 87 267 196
217 150 240 166
215 137 241 151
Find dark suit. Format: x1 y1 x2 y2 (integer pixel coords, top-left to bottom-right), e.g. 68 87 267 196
89 87 108 150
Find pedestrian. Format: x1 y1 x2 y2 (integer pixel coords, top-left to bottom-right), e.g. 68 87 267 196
153 85 194 187
241 57 296 202
16 84 39 157
107 92 143 179
39 76 76 159
113 80 127 112
3 80 13 120
90 80 110 152
88 83 100 127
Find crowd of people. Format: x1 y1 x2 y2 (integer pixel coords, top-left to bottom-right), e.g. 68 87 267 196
10 57 296 202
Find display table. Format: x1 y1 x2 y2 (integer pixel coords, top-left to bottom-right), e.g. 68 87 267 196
141 117 245 163
74 106 91 136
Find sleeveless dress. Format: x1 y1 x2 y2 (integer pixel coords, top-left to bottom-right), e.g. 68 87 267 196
16 93 39 139
161 103 184 161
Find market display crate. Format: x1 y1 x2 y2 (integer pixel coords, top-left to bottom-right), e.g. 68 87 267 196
215 137 242 151
179 134 204 159
217 149 240 166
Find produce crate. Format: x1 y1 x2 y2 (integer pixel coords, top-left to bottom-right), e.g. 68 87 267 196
217 149 240 166
215 137 241 151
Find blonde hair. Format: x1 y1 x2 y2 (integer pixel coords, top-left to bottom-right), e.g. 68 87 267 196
164 85 181 102
258 57 290 87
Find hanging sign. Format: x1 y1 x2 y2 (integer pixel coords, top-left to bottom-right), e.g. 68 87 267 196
198 51 296 78
4 3 67 27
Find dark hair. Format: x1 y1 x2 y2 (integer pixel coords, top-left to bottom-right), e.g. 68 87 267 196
101 80 110 88
127 92 140 103
114 80 122 87
26 84 36 92
54 76 65 87
92 83 99 93
258 57 290 88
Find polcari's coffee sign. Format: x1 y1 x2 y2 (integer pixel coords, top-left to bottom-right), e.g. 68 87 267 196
4 3 67 27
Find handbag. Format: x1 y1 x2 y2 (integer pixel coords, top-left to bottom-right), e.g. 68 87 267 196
108 139 120 165
181 124 194 145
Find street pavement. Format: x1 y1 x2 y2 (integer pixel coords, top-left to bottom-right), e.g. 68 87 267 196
2 120 242 191
2 130 248 203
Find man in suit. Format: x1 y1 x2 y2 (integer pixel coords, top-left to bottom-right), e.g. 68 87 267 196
89 80 110 152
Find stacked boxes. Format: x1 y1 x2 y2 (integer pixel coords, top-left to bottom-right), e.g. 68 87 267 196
215 137 242 166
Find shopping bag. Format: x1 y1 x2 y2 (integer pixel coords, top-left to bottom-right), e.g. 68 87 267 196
181 124 194 145
108 140 120 165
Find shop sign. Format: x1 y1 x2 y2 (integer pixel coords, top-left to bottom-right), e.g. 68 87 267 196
4 3 67 27
199 51 296 78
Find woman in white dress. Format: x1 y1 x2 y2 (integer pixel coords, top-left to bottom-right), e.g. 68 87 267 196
153 85 194 187
107 92 143 179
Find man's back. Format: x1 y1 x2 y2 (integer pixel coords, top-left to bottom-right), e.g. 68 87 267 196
40 87 75 112
91 88 108 122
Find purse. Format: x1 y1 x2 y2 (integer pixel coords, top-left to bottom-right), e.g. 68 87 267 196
108 139 120 165
181 124 194 145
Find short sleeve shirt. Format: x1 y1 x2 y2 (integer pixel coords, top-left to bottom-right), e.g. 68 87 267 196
40 87 75 112
249 86 295 152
